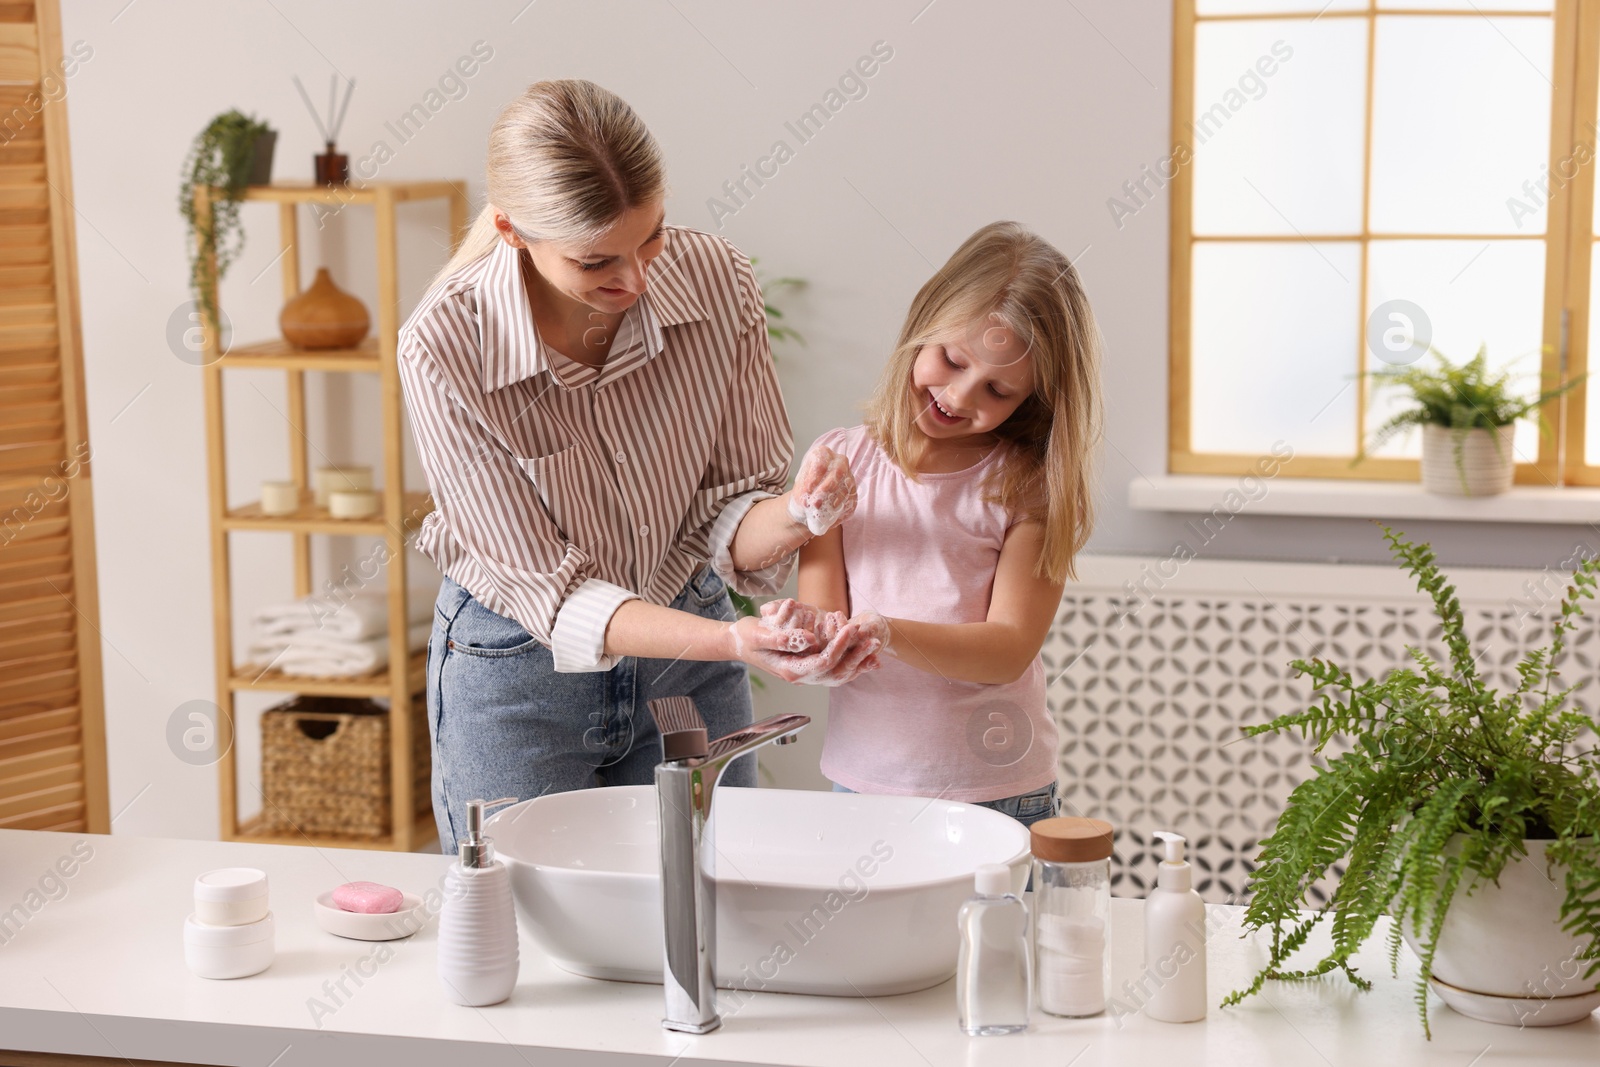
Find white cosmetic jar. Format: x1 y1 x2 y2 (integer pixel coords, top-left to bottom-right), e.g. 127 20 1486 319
184 910 275 979
193 867 268 926
328 488 379 519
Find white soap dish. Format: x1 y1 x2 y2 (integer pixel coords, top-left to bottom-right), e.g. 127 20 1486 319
313 890 427 941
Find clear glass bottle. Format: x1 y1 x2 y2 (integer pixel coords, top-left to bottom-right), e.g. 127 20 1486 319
1031 816 1115 1017
956 863 1030 1035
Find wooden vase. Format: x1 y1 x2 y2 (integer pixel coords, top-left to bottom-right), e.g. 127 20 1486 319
279 267 370 349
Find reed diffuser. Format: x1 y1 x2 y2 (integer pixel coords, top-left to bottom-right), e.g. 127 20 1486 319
293 74 355 186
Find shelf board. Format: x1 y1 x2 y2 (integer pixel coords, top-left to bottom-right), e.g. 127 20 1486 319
218 337 382 373
229 810 438 852
230 648 427 696
195 179 465 207
224 490 432 535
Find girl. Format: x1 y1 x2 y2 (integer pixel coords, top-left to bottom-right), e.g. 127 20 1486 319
787 221 1102 826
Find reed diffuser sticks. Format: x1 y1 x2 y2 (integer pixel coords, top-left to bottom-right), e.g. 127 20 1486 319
293 74 355 185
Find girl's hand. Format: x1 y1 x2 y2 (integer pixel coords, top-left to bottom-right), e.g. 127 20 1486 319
786 444 856 537
759 597 823 638
805 611 887 685
788 618 883 686
729 615 881 686
845 611 889 653
759 598 853 641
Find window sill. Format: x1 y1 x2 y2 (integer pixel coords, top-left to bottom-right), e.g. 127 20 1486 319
1128 475 1600 525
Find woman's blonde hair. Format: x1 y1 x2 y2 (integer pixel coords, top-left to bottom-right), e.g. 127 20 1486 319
863 221 1103 583
433 79 666 287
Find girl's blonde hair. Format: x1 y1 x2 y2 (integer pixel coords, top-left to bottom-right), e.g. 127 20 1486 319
433 79 666 287
864 221 1103 583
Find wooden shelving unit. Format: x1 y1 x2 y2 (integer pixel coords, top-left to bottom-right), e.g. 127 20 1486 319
192 179 468 851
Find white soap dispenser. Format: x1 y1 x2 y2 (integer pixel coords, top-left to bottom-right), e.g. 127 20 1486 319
438 797 519 1007
1144 830 1207 1022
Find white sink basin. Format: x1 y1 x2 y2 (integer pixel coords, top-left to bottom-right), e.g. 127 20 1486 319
486 785 1031 996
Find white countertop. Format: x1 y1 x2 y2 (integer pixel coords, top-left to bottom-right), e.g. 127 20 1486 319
0 829 1595 1066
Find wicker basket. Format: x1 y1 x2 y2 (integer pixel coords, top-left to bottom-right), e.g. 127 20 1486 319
259 694 430 839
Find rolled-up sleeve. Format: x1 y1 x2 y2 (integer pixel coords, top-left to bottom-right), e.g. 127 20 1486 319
398 338 636 672
678 255 796 596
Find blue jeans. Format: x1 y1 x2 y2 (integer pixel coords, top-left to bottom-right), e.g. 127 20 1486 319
830 779 1059 828
427 566 754 854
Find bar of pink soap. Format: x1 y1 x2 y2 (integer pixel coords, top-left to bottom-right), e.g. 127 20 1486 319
332 881 403 914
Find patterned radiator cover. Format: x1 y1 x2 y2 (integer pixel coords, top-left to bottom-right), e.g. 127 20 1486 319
1045 552 1600 904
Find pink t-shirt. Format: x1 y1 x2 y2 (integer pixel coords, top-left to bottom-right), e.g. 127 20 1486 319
815 425 1055 802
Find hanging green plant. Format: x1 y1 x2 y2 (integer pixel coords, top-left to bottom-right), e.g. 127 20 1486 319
178 109 276 332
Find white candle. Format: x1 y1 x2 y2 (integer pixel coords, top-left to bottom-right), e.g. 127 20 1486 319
328 489 379 519
313 465 373 507
260 481 300 516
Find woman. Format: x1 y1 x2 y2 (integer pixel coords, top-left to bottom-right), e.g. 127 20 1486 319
399 80 877 853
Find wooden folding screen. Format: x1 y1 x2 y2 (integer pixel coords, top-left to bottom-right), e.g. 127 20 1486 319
0 0 109 833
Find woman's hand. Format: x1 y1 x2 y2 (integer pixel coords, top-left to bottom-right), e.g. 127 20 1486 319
741 600 882 685
758 597 848 640
732 607 883 684
785 444 856 537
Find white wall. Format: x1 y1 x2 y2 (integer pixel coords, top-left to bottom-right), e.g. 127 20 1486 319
58 1 1586 841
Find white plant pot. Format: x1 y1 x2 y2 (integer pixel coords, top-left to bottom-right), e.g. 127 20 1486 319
1400 837 1600 1026
1419 424 1515 497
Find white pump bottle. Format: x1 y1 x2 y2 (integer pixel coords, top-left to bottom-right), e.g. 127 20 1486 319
1143 830 1207 1023
438 797 520 1007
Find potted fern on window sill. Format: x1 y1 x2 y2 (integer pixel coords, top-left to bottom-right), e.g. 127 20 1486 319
1360 346 1579 497
1224 525 1600 1036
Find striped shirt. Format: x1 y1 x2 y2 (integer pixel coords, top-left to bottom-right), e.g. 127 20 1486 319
398 226 794 672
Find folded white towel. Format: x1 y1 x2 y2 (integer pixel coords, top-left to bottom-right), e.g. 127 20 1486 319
248 621 432 679
252 590 432 642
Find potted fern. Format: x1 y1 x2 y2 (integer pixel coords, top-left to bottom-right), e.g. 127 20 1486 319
178 109 276 333
1224 525 1600 1036
1360 346 1578 497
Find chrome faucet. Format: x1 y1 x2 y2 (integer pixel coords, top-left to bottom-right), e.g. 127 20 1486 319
647 696 809 1034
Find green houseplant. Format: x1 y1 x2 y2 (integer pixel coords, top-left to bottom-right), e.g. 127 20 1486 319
753 258 805 348
178 109 276 331
1358 346 1579 496
1224 525 1600 1036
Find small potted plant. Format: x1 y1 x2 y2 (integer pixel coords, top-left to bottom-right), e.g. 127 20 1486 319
1224 525 1600 1036
178 109 277 332
1359 346 1578 497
